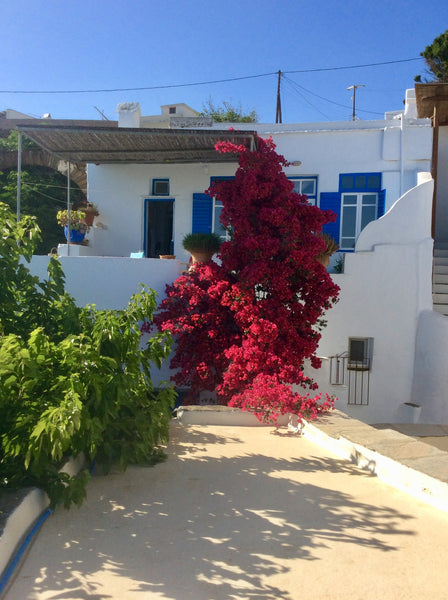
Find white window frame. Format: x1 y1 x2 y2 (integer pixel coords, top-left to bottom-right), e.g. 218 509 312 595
211 198 232 241
340 192 378 250
289 177 318 205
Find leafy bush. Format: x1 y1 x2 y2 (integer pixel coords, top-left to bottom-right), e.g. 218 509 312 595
0 203 175 507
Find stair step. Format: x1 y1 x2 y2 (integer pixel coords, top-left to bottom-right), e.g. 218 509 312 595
434 304 448 316
434 241 448 250
434 249 448 258
433 283 448 293
433 256 448 266
433 264 448 274
433 292 448 303
433 273 448 284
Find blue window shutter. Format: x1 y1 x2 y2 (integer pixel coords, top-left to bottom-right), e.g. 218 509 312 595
192 193 212 233
377 189 386 218
320 192 341 244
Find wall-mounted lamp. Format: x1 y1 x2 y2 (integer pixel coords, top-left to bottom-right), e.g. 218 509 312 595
291 160 302 167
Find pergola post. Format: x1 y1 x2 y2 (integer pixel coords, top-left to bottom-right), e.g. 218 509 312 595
67 161 71 256
16 132 22 221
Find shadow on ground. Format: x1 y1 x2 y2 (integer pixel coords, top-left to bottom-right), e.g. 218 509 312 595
7 425 417 600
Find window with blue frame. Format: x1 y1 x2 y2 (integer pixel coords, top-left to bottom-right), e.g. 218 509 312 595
320 173 385 251
289 176 318 205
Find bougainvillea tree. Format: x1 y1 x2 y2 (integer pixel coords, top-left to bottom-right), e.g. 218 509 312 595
155 135 339 424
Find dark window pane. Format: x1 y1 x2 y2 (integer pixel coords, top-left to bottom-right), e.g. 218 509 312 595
350 340 366 362
301 180 316 195
361 205 376 229
362 194 377 205
355 175 366 189
342 206 356 236
368 174 381 189
341 237 356 249
341 175 353 189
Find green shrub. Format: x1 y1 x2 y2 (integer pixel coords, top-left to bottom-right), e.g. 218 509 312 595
0 203 175 508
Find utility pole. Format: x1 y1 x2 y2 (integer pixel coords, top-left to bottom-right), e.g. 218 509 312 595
275 70 282 124
347 84 365 121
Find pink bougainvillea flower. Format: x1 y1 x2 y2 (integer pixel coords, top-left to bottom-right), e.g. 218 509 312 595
154 134 339 423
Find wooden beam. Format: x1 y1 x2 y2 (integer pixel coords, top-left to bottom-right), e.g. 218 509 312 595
431 105 439 240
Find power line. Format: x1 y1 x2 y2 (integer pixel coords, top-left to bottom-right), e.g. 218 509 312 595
282 77 332 120
282 75 384 116
285 57 421 75
0 72 274 94
0 57 422 94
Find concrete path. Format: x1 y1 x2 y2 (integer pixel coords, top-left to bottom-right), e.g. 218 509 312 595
4 421 448 600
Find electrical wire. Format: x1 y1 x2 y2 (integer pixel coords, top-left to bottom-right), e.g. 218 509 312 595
18 183 71 206
285 57 421 75
0 58 422 94
282 75 384 117
282 77 333 120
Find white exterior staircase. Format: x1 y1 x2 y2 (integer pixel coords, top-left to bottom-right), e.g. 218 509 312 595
433 246 448 316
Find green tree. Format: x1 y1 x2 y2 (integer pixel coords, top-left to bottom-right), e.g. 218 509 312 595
0 131 84 254
415 30 448 83
200 98 258 122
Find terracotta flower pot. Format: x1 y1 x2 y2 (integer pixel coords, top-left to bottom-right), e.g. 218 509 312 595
316 253 331 268
83 210 97 227
190 250 215 264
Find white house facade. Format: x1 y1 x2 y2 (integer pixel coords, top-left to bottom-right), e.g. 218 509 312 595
57 89 431 270
19 88 448 426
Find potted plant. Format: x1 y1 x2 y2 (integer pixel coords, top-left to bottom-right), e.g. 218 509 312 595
182 232 222 264
316 233 339 268
80 201 100 227
56 209 89 244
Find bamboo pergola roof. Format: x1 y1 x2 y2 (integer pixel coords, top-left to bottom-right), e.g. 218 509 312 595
415 83 448 125
15 124 257 164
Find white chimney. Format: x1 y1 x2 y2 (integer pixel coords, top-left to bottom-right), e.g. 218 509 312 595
116 102 141 127
403 89 417 120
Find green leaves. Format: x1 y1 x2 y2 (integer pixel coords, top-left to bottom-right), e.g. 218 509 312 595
0 204 174 507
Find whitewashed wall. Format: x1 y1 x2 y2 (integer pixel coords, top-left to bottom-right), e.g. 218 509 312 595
86 161 238 261
411 309 448 422
29 255 180 310
305 179 434 424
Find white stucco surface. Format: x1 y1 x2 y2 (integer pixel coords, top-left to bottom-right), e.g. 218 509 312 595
29 255 180 310
412 309 448 423
307 180 434 424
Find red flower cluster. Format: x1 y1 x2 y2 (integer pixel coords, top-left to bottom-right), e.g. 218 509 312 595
155 135 339 424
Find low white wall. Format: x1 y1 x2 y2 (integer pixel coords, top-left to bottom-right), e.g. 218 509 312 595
29 256 181 310
411 310 448 422
306 179 434 424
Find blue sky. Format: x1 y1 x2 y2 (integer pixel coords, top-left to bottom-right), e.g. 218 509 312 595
1 0 447 123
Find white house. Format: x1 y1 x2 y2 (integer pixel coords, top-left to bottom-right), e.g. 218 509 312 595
52 91 432 265
19 88 448 425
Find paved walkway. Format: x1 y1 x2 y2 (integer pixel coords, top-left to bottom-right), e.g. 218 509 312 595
4 420 448 600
